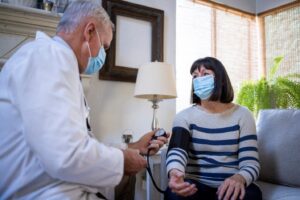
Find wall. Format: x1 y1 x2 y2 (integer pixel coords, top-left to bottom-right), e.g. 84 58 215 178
87 0 175 146
1 0 294 198
256 0 296 13
212 0 256 13
86 1 176 198
83 1 295 199
209 0 297 14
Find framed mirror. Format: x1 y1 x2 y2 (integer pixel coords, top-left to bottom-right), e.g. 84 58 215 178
99 0 164 82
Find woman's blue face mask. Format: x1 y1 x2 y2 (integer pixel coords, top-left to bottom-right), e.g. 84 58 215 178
84 31 106 75
193 74 215 100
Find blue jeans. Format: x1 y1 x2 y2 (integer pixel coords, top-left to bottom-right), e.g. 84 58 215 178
164 179 262 200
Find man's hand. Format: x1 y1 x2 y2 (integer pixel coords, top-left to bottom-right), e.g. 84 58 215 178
128 131 170 155
168 169 197 197
217 174 246 200
122 149 147 175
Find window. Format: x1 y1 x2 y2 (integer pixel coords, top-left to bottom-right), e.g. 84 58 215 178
260 3 300 79
176 1 212 111
214 9 258 93
176 0 258 111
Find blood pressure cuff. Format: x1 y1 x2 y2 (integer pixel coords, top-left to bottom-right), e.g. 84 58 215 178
166 127 190 174
167 126 190 153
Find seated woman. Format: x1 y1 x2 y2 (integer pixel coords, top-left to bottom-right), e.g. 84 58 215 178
165 57 262 200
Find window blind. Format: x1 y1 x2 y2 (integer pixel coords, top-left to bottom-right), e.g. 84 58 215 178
176 0 212 111
176 0 258 111
263 5 300 78
214 9 258 93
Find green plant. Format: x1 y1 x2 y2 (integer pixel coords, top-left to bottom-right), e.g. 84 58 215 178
236 56 300 116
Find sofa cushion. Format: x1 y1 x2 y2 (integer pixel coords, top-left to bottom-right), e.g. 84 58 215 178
257 181 300 200
257 109 300 187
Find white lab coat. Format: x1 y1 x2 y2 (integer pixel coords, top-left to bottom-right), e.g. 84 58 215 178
0 32 124 200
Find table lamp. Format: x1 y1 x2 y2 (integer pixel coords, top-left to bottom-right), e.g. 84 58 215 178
134 61 177 130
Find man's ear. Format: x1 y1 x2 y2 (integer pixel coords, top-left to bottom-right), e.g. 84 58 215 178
83 22 96 42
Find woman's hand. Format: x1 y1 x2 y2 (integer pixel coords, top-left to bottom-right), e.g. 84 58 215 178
217 174 246 200
168 169 197 197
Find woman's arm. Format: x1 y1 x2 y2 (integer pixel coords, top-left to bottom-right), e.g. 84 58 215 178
237 109 260 186
217 107 260 200
166 114 197 196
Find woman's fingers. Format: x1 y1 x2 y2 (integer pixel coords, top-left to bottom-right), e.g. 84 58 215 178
176 183 197 197
217 182 229 200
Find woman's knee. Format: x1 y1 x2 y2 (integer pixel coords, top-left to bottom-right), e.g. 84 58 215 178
244 183 262 200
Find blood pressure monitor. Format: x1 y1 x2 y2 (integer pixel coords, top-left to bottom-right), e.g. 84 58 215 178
152 128 167 140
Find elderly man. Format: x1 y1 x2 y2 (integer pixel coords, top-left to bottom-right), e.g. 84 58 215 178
0 1 167 199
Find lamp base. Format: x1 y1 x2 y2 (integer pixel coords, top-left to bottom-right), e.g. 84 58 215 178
149 95 162 131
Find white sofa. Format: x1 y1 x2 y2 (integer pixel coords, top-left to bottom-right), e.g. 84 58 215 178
256 109 300 200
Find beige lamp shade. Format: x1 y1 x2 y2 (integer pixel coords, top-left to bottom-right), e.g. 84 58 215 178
134 61 177 100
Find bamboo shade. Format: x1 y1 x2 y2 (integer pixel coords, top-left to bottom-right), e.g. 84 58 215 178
263 5 300 79
214 9 258 92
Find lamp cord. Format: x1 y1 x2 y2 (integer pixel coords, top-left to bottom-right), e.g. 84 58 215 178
146 149 166 194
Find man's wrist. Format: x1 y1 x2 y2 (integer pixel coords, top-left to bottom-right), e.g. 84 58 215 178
127 142 138 150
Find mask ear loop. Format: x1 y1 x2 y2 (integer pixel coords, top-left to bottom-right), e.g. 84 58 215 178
86 41 92 58
86 30 102 59
95 30 104 49
86 29 100 57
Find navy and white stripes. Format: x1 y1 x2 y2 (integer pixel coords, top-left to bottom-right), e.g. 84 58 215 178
166 147 188 173
166 105 260 188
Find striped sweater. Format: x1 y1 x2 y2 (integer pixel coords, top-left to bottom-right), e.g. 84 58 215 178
166 104 260 188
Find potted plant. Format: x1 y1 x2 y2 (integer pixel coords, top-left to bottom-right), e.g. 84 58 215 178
236 56 300 116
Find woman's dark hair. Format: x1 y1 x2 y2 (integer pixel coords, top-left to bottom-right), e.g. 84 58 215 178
190 57 234 104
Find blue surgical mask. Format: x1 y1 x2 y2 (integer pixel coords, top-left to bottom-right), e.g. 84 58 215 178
193 74 214 100
84 31 106 75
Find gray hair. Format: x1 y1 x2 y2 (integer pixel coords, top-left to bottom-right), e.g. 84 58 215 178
57 0 114 33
